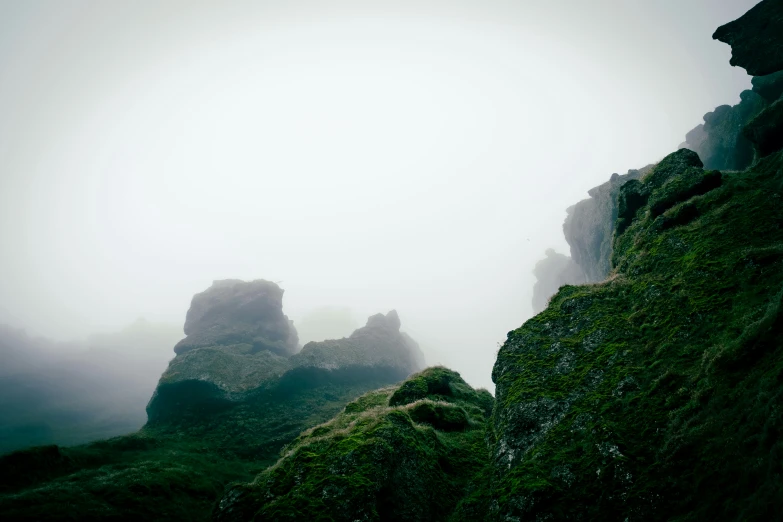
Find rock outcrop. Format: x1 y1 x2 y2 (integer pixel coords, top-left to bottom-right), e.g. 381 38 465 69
215 367 493 522
713 0 783 76
173 279 299 356
531 249 586 314
680 90 767 171
562 165 652 282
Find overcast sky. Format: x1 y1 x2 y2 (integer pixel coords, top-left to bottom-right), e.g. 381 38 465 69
0 0 757 390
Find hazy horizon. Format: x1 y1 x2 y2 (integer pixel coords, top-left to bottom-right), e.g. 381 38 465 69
0 0 757 390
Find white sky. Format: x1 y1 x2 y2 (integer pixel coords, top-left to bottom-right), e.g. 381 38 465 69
0 0 756 390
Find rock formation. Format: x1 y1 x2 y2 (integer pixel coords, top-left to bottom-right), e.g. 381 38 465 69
561 165 653 282
531 249 586 314
713 0 783 76
490 144 783 520
1 280 425 521
679 90 766 171
173 279 299 356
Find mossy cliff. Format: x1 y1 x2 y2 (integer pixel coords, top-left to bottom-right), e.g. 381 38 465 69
0 282 424 521
214 367 493 522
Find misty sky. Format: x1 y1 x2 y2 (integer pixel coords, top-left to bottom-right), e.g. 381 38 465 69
0 0 757 390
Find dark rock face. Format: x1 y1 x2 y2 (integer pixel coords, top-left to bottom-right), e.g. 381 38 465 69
744 98 783 157
681 90 767 171
713 0 783 76
531 249 586 314
752 70 783 103
490 149 783 521
173 279 299 356
562 165 653 282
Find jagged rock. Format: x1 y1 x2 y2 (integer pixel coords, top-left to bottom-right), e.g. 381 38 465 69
713 0 783 76
214 367 492 522
744 98 783 157
752 70 783 103
531 249 586 314
173 279 299 356
563 165 653 282
289 310 424 381
682 90 767 171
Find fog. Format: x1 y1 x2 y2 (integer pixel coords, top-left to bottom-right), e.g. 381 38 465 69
0 0 756 391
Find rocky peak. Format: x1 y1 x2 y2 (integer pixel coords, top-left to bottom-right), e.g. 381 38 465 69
173 279 299 356
362 310 401 332
713 0 783 76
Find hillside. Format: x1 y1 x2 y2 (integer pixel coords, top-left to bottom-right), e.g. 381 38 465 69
0 280 425 521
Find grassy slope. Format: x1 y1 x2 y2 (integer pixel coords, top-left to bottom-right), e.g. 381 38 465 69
0 377 395 521
488 150 783 520
215 367 494 522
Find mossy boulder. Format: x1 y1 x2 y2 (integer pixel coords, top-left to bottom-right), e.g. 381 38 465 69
562 165 653 282
214 367 493 522
489 149 783 520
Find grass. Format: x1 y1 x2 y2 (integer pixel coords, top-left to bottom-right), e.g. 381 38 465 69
215 367 494 522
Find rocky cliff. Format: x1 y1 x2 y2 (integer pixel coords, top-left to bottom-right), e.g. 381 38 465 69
490 144 783 520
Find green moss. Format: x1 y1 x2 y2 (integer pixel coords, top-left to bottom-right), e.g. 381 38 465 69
489 150 783 521
215 367 494 521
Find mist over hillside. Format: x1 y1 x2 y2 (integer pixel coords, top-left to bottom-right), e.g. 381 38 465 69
0 319 180 454
2 0 783 520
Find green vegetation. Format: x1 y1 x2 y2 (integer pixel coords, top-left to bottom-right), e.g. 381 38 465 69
489 149 783 520
215 367 493 521
0 376 399 521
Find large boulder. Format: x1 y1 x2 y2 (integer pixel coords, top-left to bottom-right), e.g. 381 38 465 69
173 279 299 356
713 0 783 76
